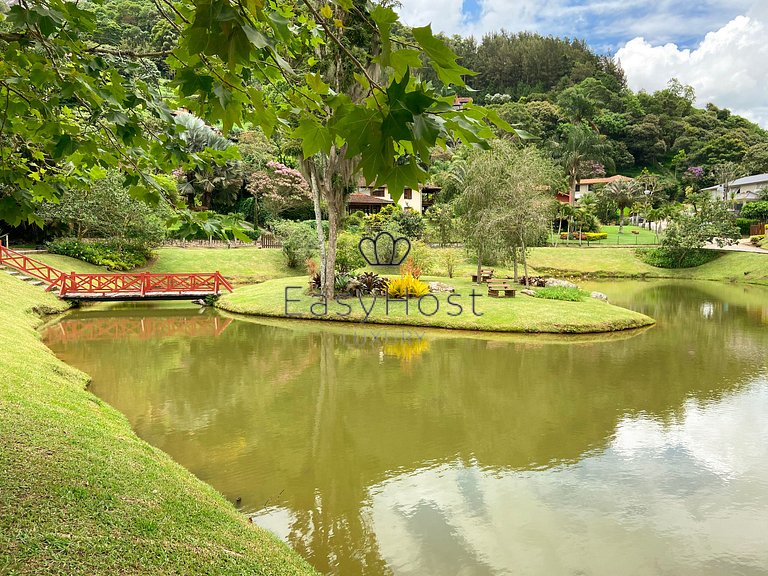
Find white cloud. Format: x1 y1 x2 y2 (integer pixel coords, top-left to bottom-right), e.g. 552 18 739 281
397 0 768 126
615 12 768 127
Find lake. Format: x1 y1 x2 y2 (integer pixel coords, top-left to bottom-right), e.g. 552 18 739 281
42 280 768 575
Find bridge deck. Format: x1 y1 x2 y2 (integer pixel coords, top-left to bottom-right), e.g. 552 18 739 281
1 242 233 301
60 292 220 301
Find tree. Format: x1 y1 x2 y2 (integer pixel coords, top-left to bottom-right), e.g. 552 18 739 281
659 190 739 266
168 0 515 298
245 161 310 226
711 162 742 206
456 142 558 283
36 170 167 244
175 113 243 211
551 124 613 205
425 203 456 246
599 178 642 233
740 201 768 222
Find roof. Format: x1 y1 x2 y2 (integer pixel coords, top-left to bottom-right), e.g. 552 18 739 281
703 173 768 191
576 175 632 185
730 173 768 186
347 193 393 205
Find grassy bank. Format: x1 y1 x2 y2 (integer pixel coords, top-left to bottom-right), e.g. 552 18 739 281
217 276 654 334
35 247 302 285
0 274 317 575
527 247 768 284
33 244 768 287
549 224 660 246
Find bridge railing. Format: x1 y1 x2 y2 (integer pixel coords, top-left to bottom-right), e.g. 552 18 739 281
2 241 233 297
0 241 63 284
57 271 233 296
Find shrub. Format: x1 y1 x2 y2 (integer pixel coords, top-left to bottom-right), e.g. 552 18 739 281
636 247 720 269
273 220 317 268
559 232 608 241
335 232 366 273
736 218 757 236
439 248 461 278
47 238 153 270
356 272 388 295
740 201 768 222
407 240 435 274
399 256 422 279
387 274 430 298
392 209 425 238
533 286 586 301
750 234 765 246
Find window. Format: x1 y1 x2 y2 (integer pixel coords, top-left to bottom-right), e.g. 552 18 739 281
372 188 385 197
588 184 593 191
404 188 412 200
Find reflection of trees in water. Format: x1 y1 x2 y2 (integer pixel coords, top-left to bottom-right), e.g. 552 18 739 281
42 283 768 575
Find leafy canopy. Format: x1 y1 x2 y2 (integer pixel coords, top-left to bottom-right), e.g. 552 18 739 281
170 0 515 202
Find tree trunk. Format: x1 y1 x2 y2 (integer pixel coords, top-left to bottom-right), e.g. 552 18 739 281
555 215 562 247
520 236 529 287
618 207 624 234
301 158 328 291
323 192 343 300
569 172 577 206
513 248 518 283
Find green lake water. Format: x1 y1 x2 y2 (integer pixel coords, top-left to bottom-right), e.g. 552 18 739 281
42 280 768 575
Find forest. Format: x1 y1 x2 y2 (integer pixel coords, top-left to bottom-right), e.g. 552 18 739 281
2 0 767 266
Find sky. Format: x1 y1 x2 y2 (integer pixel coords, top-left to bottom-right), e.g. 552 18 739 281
396 0 768 127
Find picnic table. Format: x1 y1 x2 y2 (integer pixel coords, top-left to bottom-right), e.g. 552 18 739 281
487 280 516 298
470 268 494 283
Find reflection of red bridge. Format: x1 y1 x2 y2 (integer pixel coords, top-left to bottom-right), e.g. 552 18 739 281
0 242 232 301
44 314 233 345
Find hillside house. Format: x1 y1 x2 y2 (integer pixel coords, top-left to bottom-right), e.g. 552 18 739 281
702 173 768 211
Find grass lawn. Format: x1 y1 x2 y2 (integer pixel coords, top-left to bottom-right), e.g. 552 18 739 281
217 276 655 334
0 273 317 575
549 225 660 246
30 243 768 289
527 247 768 284
33 247 302 285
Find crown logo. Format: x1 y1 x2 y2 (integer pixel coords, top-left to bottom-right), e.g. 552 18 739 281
358 231 411 266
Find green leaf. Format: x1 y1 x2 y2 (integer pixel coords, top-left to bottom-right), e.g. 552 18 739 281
387 49 422 79
292 117 333 157
369 5 398 65
305 73 330 95
412 25 475 86
243 24 270 49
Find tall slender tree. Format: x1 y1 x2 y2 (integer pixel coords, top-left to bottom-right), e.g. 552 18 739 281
551 124 613 205
600 178 642 233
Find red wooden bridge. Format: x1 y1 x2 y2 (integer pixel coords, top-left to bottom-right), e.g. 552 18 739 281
0 242 233 301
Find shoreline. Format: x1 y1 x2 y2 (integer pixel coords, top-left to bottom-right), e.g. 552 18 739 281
217 277 656 334
0 273 317 576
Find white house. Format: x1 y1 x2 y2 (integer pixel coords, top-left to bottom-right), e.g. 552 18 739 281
348 185 439 214
571 175 631 202
702 173 768 210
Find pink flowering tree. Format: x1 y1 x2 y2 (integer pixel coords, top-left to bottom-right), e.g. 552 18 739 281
246 161 311 225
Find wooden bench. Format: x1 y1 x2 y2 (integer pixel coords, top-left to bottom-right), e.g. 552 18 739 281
471 268 495 283
487 282 516 298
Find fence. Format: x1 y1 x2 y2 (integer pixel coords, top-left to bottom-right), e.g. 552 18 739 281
259 233 282 248
750 223 766 236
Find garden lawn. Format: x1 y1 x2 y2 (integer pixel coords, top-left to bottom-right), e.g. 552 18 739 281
217 277 655 334
0 273 317 576
549 225 660 246
34 247 302 285
527 247 768 285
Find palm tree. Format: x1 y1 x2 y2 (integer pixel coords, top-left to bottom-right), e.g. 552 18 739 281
551 124 613 206
600 178 642 234
176 112 242 211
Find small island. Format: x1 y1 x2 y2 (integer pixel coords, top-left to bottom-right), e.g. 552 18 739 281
218 275 655 334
